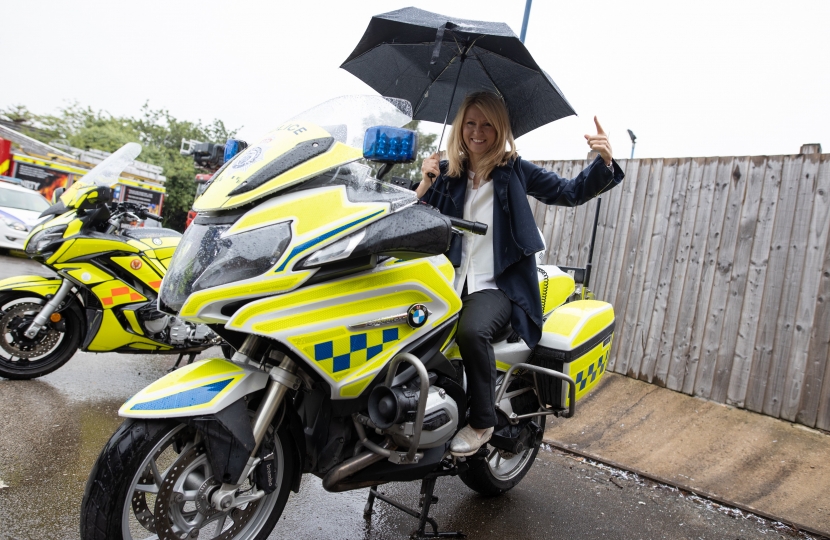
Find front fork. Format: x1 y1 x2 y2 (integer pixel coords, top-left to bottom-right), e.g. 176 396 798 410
210 335 300 510
23 279 73 339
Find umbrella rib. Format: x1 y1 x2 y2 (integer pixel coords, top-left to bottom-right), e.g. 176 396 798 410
468 49 504 100
412 52 460 117
413 34 484 117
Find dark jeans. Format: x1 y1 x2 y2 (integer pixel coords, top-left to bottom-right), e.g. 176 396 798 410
456 288 512 429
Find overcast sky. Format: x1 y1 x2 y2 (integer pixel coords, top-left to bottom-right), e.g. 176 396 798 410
2 0 828 161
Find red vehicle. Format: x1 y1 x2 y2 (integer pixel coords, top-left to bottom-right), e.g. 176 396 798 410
185 173 212 228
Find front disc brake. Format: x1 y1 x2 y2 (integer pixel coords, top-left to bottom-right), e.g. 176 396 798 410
131 468 157 534
0 302 61 359
153 444 261 540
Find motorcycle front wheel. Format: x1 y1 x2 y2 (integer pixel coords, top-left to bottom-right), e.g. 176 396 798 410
80 418 295 540
0 292 82 380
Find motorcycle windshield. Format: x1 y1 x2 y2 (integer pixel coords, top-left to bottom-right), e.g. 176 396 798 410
192 95 413 211
58 142 142 207
159 162 418 314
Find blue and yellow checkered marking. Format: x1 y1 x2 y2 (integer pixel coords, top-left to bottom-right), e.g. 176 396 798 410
314 328 400 373
574 353 606 391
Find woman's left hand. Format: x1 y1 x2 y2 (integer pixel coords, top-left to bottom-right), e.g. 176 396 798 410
584 116 613 166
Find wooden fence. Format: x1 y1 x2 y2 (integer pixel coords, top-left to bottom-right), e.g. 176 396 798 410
529 153 830 431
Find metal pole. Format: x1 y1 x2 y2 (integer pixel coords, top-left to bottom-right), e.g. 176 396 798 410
584 196 601 289
520 0 533 43
627 129 637 159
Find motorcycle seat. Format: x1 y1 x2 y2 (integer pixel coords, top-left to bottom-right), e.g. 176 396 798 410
123 228 183 239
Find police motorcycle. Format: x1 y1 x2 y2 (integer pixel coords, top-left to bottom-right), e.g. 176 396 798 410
81 96 615 539
0 143 221 380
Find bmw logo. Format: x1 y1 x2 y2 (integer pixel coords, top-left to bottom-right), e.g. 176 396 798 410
407 304 428 328
152 238 162 245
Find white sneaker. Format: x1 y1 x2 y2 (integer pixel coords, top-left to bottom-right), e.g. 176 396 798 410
450 425 494 457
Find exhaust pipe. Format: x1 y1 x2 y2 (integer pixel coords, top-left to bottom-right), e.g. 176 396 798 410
321 439 396 493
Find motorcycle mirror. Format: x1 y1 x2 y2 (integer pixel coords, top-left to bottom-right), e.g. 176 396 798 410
77 186 113 211
363 126 417 164
51 187 65 204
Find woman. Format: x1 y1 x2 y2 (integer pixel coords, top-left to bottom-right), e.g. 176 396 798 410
416 92 623 456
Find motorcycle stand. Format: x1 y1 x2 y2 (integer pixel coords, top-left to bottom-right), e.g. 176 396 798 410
363 456 474 538
168 352 197 372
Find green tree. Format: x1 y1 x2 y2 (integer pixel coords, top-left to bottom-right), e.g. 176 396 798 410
391 120 438 183
1 102 236 231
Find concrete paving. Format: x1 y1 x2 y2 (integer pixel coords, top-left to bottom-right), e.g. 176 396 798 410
544 372 830 538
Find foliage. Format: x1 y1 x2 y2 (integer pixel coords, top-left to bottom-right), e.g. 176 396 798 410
0 103 236 231
391 120 438 183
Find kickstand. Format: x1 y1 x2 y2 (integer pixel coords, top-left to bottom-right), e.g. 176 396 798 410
168 352 197 372
364 475 465 538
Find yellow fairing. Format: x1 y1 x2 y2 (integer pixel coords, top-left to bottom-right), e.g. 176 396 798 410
91 280 146 308
0 275 62 296
87 310 170 351
193 122 362 211
123 309 144 335
120 358 270 419
179 186 389 322
59 181 89 206
111 256 163 291
180 273 310 322
135 236 180 250
54 263 113 286
24 211 76 251
228 257 461 399
50 237 138 264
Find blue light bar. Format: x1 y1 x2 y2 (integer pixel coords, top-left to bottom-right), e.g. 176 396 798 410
363 126 417 163
224 139 247 163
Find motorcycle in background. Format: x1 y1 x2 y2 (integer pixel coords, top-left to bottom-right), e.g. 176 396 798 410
0 143 221 380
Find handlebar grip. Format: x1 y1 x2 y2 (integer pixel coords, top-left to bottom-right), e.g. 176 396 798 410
143 213 162 222
448 216 488 236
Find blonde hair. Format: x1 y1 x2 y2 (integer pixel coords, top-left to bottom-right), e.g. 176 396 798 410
446 92 518 180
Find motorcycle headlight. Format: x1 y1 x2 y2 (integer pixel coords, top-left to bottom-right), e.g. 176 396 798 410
159 221 292 313
25 225 67 255
2 217 27 232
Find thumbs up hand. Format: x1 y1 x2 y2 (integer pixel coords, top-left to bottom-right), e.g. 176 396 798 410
584 116 613 166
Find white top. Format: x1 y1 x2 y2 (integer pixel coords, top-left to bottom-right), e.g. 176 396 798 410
456 170 497 295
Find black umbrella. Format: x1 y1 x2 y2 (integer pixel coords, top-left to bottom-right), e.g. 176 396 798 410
341 7 576 141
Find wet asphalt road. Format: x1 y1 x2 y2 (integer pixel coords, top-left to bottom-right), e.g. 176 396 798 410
0 253 819 540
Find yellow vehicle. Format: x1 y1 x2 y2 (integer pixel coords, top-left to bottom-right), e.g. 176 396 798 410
0 143 220 380
81 97 614 539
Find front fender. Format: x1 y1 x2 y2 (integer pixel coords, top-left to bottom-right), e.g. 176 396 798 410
0 275 62 297
119 358 269 418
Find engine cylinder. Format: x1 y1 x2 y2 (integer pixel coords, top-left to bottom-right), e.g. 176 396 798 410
368 385 419 429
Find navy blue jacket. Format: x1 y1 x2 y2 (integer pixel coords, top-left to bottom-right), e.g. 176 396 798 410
421 155 624 348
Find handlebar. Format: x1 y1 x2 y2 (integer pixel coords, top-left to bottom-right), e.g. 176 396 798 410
448 216 488 236
142 212 162 222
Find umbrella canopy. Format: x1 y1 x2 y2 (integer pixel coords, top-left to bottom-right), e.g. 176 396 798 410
341 7 576 139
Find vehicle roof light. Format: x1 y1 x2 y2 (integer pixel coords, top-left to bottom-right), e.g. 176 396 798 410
363 126 417 163
223 139 248 163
